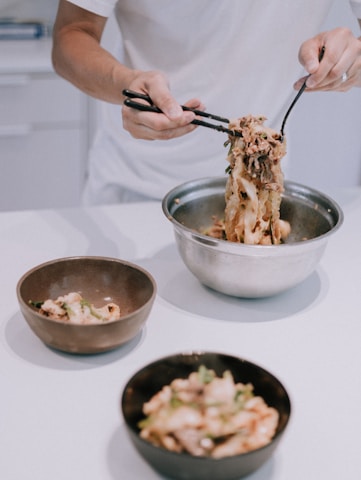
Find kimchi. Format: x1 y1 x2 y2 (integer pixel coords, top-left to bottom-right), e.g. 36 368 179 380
224 115 290 245
138 366 279 458
30 292 121 324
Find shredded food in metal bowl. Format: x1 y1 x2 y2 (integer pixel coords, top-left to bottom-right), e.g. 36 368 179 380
206 115 291 245
138 366 279 458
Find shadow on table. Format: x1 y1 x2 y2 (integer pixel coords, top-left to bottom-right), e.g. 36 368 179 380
138 244 329 323
41 208 134 258
107 425 276 480
4 311 146 370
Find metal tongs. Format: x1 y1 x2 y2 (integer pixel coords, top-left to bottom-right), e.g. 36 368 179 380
122 89 242 137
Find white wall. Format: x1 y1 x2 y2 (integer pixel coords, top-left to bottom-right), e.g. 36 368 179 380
0 0 58 22
287 2 361 191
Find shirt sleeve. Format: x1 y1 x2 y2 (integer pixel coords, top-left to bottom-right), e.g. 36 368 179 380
66 0 117 18
350 0 361 17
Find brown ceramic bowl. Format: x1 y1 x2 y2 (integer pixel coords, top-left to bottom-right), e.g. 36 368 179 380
16 256 156 354
121 352 291 480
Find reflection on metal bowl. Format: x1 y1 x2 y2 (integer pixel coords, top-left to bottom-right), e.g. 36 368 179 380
162 177 343 298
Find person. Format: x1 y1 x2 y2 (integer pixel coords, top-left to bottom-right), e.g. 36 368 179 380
52 0 361 205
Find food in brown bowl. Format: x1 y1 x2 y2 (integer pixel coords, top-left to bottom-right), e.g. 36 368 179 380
16 256 156 354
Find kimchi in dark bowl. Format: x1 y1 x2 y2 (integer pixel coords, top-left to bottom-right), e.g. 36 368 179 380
121 351 291 480
162 176 343 298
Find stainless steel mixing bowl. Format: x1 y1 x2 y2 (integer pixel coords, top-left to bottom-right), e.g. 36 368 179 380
162 177 343 298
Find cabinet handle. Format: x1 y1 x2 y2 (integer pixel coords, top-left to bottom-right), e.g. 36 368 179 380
0 74 31 86
0 124 32 137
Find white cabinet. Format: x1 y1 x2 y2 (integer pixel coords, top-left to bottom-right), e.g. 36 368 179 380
0 39 88 211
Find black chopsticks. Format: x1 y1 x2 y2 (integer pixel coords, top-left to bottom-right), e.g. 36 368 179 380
122 89 242 137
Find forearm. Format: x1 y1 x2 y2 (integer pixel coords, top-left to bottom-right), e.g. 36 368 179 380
52 33 136 103
52 1 137 103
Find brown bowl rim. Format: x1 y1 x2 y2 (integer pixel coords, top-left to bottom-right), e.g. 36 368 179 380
16 255 157 327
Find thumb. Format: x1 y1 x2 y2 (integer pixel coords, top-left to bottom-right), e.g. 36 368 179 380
158 96 184 120
147 83 183 120
299 39 324 74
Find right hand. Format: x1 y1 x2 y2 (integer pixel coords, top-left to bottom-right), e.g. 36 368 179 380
122 70 205 140
294 27 361 92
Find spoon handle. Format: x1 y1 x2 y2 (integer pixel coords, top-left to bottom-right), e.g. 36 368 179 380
280 46 325 139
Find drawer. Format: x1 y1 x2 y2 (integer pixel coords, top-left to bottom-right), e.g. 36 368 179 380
0 128 86 210
0 72 86 125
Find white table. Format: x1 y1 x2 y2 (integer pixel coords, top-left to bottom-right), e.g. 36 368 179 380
1 189 360 480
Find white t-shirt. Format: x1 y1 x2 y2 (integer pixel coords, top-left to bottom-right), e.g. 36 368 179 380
66 0 357 204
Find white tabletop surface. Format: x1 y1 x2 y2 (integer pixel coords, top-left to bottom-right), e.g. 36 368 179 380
0 187 361 480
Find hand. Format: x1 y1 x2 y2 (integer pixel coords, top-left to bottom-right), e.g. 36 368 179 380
294 27 361 92
122 70 204 140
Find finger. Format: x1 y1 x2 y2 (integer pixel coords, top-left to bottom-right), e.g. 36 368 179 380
304 54 354 91
293 74 309 91
129 71 185 121
298 37 323 74
183 98 206 111
123 93 203 133
144 81 184 120
148 123 198 140
296 28 361 92
141 109 196 130
304 69 353 92
303 29 358 89
124 114 198 140
122 106 198 140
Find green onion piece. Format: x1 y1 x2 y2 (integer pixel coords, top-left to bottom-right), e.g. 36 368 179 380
28 300 43 309
198 365 215 384
62 302 74 317
80 298 103 320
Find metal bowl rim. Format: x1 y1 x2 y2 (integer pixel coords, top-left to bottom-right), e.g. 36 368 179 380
162 176 344 251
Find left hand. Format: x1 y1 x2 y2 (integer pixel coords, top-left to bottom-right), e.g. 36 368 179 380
294 27 361 92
